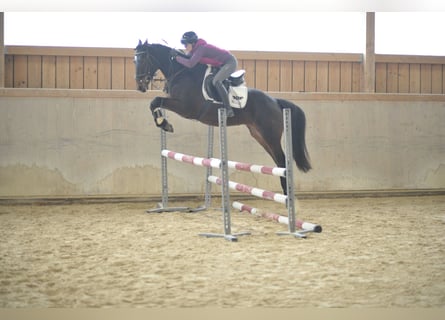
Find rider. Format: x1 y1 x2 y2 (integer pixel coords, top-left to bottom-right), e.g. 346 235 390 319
172 31 237 117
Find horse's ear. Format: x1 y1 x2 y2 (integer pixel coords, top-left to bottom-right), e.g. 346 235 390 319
144 39 148 45
138 39 142 46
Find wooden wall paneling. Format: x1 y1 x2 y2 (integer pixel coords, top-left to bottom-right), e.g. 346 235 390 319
304 61 317 92
440 65 444 94
56 56 70 89
13 55 27 88
279 60 293 92
431 64 443 94
5 46 444 94
69 56 84 89
409 63 421 93
420 64 432 93
241 60 255 88
398 63 410 93
268 60 280 91
125 57 136 90
292 61 305 92
42 56 56 88
375 62 387 93
4 55 14 87
386 63 399 93
111 57 125 90
83 56 98 89
97 57 112 89
150 71 165 91
328 62 340 92
316 61 329 92
27 55 42 88
351 62 362 92
340 62 352 92
255 60 268 91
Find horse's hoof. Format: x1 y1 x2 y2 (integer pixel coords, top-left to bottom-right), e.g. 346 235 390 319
163 123 174 133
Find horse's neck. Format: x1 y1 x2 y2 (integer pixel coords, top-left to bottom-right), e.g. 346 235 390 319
160 62 184 80
154 46 205 81
152 46 183 79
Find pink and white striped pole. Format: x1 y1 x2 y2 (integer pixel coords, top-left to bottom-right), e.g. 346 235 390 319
161 149 220 169
208 176 287 204
161 149 286 177
232 201 322 233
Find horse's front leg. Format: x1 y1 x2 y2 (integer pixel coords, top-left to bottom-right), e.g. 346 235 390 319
150 97 174 133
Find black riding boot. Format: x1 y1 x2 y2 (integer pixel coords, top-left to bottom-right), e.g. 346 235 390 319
214 81 234 117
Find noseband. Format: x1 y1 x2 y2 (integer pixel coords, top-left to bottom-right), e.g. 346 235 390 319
135 50 155 81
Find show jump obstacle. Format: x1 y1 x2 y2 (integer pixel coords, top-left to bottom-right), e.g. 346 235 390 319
147 108 322 241
232 201 322 234
147 108 214 213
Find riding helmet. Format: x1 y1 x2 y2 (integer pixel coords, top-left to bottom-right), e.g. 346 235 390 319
181 31 198 45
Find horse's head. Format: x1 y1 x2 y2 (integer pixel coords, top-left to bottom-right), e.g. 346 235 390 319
134 40 160 92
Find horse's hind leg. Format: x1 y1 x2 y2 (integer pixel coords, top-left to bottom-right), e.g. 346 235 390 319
246 125 288 194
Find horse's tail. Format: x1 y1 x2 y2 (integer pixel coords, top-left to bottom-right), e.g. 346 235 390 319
277 99 312 172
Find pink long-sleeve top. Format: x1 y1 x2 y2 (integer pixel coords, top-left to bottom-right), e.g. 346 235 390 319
176 39 232 68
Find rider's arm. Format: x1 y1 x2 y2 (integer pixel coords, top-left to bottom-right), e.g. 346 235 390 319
176 46 205 68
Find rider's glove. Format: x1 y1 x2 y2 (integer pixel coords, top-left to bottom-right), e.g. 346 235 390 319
170 49 179 60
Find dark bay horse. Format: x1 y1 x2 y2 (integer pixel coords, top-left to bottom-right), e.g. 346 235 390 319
135 40 311 194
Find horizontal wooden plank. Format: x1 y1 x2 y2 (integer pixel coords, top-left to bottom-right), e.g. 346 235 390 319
5 46 134 57
6 45 364 62
2 88 444 102
271 92 445 102
232 51 363 62
376 54 445 65
7 46 445 65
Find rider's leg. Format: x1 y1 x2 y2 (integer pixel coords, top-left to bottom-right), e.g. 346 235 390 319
214 81 234 117
212 55 238 117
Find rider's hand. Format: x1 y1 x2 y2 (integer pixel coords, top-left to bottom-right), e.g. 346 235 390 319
170 49 179 60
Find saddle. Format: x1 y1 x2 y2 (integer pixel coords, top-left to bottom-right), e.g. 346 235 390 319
202 66 248 109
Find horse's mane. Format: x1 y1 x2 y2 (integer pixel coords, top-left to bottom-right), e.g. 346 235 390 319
135 41 208 84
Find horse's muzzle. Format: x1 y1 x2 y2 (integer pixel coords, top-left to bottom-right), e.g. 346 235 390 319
136 79 149 92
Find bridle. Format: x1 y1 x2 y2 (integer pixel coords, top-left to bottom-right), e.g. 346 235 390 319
135 44 189 92
134 49 156 82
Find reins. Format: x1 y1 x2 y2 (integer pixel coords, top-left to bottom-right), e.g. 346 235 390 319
136 45 188 93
